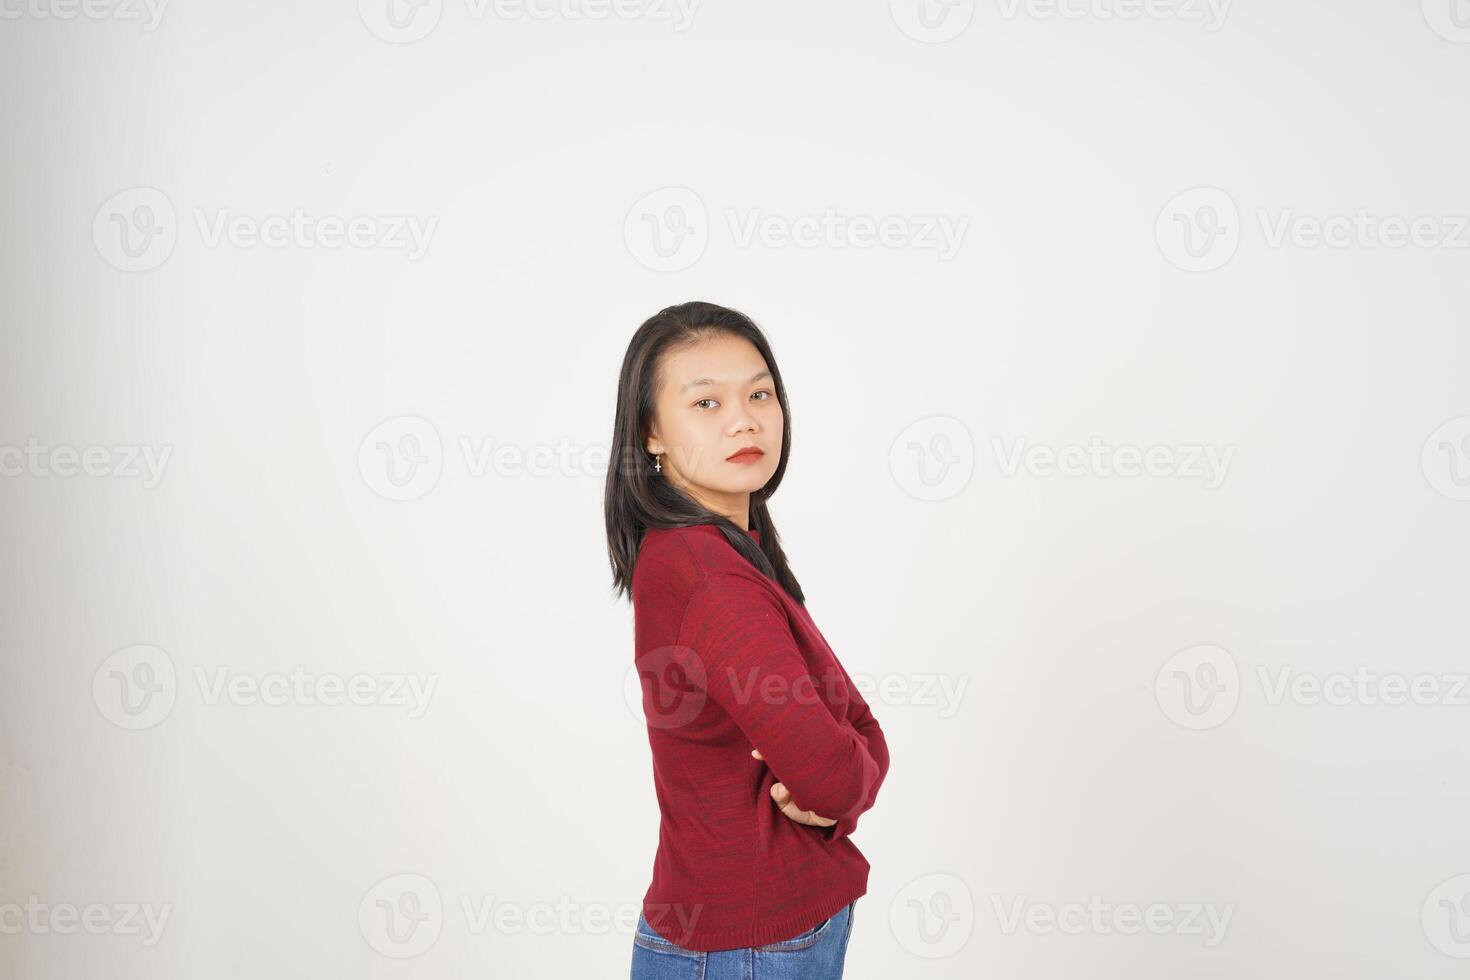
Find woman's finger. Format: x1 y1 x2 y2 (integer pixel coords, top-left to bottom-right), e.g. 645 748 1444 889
767 783 838 827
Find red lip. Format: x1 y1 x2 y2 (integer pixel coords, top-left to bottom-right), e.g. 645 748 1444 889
726 447 765 463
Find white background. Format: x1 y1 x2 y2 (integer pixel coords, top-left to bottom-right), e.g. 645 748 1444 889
3 0 1470 977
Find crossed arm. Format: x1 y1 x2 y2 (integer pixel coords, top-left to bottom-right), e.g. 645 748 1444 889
676 572 891 842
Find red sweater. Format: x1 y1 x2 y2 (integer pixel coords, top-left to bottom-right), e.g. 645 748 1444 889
631 523 890 951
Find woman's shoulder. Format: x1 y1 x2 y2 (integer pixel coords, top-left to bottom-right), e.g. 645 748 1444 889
631 524 759 602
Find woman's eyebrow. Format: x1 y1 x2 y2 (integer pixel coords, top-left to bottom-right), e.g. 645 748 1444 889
678 370 771 394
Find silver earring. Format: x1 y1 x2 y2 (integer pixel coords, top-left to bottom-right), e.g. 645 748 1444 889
653 454 662 474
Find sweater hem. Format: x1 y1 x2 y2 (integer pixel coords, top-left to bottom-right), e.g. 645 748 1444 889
645 872 868 953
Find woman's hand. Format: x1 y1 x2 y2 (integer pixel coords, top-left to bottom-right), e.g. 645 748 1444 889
751 748 838 827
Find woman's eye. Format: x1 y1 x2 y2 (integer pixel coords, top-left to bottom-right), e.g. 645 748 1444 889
695 390 770 409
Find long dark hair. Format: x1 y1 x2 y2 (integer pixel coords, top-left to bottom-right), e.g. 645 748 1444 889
604 300 805 604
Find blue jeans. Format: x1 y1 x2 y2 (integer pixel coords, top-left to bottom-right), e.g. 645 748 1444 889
630 901 855 980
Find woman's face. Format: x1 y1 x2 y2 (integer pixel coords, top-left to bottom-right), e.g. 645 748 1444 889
645 333 783 525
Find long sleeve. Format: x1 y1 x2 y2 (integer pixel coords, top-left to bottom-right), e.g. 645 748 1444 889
633 523 884 950
674 571 881 822
820 666 890 843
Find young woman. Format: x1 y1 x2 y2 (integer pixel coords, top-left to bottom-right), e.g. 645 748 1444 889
605 301 890 979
